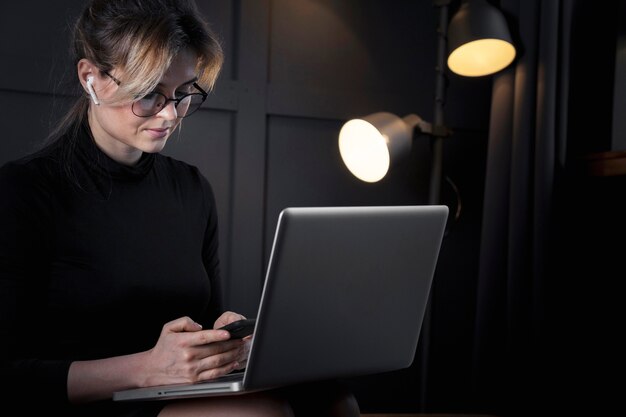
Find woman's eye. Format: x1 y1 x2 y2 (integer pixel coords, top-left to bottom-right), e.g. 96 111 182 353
143 92 160 101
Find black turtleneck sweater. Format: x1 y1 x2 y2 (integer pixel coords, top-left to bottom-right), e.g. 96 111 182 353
0 124 223 416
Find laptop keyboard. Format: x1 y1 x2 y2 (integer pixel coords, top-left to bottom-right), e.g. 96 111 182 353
208 371 245 383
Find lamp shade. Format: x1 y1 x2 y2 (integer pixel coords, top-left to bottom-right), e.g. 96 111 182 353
447 0 516 77
338 112 416 183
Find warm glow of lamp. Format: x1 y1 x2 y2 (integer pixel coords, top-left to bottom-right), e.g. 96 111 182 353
338 112 424 183
447 0 516 77
338 119 391 183
448 38 516 77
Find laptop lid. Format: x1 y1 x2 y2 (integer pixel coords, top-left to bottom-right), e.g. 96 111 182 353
113 205 448 401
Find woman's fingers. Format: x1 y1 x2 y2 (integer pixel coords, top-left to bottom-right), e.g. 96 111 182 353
213 311 246 329
192 342 246 381
162 316 203 333
164 318 233 347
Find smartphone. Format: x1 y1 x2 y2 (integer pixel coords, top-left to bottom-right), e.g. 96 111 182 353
219 318 256 339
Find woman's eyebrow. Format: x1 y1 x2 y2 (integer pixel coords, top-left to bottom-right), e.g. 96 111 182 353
157 77 199 88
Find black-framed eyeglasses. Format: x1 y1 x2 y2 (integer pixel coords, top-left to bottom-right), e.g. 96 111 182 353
104 72 208 118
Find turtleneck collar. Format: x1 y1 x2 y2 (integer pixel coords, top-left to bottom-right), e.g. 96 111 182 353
75 121 156 181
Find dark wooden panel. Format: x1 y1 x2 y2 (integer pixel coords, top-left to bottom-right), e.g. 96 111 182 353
267 83 429 121
0 1 80 95
269 0 435 95
0 91 68 164
227 0 271 317
268 0 436 122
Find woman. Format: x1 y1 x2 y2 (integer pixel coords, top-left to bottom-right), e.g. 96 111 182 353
0 1 359 416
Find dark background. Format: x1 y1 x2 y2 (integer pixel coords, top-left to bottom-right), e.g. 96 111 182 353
0 0 623 414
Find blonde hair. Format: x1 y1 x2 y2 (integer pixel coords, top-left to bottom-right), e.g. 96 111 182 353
47 0 223 143
76 0 223 100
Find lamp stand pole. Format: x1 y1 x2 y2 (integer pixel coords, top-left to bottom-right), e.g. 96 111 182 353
419 0 450 411
430 0 449 206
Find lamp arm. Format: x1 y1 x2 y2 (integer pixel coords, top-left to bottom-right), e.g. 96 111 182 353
403 115 453 139
402 114 432 135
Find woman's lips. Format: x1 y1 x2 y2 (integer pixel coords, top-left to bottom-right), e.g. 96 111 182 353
145 127 170 139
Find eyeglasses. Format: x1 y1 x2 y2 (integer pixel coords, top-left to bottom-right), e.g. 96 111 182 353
104 72 208 118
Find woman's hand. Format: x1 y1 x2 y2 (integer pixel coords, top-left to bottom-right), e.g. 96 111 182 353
213 311 253 370
140 316 246 387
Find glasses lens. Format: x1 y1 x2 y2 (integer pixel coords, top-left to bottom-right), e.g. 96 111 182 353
178 94 205 118
132 92 167 117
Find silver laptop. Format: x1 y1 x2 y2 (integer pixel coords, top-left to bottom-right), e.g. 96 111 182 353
113 205 448 402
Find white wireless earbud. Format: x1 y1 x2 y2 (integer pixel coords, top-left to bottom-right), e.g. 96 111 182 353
86 76 100 105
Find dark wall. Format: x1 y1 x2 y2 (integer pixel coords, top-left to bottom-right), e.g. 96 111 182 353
567 0 620 157
0 0 492 413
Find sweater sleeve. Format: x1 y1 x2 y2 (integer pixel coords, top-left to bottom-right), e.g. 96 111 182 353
0 162 72 408
197 169 224 327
